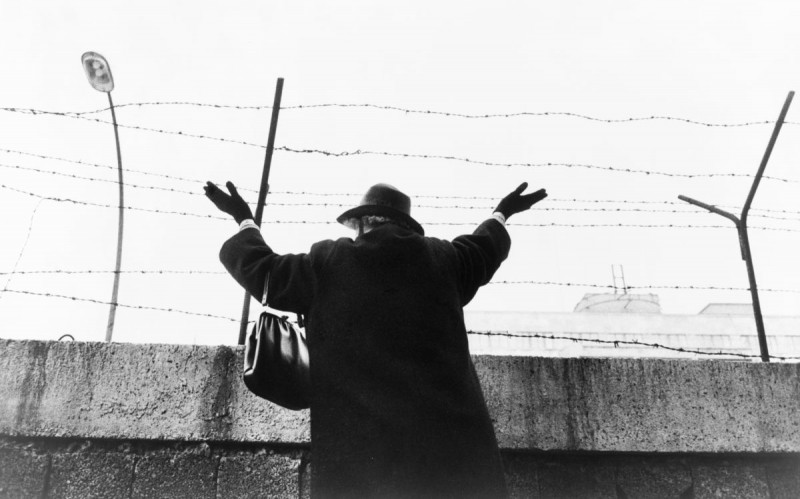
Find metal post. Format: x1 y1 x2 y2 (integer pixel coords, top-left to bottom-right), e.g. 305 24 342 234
238 78 285 345
105 91 124 342
738 90 794 362
678 91 794 362
739 228 769 361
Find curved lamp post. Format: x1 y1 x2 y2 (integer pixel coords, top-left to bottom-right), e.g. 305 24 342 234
81 51 123 342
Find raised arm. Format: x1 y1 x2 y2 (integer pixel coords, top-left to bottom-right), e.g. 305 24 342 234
452 182 547 305
206 180 315 313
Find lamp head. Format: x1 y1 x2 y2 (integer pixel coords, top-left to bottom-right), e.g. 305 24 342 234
81 52 114 92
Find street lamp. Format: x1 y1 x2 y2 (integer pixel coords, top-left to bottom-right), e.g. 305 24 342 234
81 51 124 342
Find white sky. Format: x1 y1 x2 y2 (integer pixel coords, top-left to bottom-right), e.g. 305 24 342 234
1 1 798 345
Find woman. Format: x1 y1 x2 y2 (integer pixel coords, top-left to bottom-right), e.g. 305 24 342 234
206 181 546 498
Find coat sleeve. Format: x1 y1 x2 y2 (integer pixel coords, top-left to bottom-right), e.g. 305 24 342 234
219 229 316 314
451 218 511 306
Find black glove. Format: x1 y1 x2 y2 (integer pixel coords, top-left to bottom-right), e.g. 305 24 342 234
494 182 547 220
204 181 254 224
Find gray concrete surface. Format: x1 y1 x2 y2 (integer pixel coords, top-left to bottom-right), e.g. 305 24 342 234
0 339 309 445
1 339 799 453
0 443 48 498
2 439 797 499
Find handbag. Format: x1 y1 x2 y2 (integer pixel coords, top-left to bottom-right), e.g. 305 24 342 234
242 272 311 410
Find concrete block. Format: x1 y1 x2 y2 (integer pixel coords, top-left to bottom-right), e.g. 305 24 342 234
502 453 540 499
0 340 310 445
477 355 800 452
693 460 770 499
536 459 616 498
131 445 217 499
765 457 800 499
49 448 134 499
615 458 692 498
0 444 48 499
2 340 799 453
217 450 301 498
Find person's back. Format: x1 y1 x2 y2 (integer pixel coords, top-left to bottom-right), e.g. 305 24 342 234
206 181 546 498
306 222 508 497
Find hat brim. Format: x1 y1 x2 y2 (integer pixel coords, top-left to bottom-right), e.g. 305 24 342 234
337 205 424 235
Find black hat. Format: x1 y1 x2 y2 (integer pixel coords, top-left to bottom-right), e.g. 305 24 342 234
337 183 424 235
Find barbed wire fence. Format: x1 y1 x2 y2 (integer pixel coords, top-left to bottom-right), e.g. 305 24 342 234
1 101 798 359
7 101 800 126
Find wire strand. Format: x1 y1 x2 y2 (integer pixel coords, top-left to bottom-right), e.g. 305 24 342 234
4 286 797 359
28 101 800 127
0 147 261 194
0 269 226 276
467 330 800 360
0 162 203 196
489 281 800 294
3 108 798 183
3 107 269 148
271 190 800 216
3 183 800 232
5 162 800 223
4 149 800 215
0 183 230 220
3 270 799 294
3 288 248 323
0 198 47 300
276 146 800 183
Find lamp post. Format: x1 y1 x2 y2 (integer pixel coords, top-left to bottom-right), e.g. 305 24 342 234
81 51 123 342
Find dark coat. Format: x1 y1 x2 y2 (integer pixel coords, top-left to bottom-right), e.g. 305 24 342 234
220 219 511 498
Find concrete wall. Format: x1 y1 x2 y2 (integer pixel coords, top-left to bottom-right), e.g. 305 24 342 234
1 339 799 498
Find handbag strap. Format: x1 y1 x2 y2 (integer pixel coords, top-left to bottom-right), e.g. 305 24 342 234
261 270 305 327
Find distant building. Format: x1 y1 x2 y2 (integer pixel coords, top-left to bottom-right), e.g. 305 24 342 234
465 293 800 361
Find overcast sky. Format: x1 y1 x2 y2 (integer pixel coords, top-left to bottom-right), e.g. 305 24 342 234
1 1 798 345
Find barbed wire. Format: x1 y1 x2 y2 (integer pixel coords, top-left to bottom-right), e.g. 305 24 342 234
271 190 800 216
0 269 226 276
467 330 800 361
5 161 800 223
3 287 797 359
6 161 799 221
68 102 274 114
3 107 269 148
630 284 800 294
429 221 800 232
4 103 797 358
3 107 799 183
489 281 800 294
4 148 800 216
0 162 202 196
0 183 231 221
276 146 800 183
4 183 800 232
5 269 798 294
0 198 47 301
0 147 263 194
253 202 800 222
3 288 248 324
26 101 800 128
